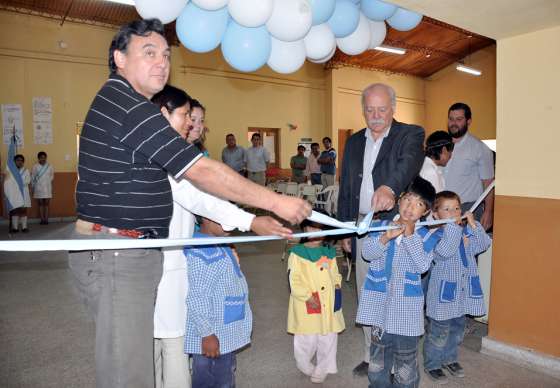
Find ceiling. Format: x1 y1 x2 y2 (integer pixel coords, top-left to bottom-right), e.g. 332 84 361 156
391 0 560 40
0 0 499 78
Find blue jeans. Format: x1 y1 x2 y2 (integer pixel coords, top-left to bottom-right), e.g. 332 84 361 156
368 333 420 388
310 173 322 185
423 316 466 371
192 352 236 388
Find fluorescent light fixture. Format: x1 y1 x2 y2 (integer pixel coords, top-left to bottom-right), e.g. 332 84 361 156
374 45 406 55
105 0 135 5
456 64 482 76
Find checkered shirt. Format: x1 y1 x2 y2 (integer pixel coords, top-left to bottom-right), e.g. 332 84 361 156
426 222 492 320
184 233 252 355
356 224 434 336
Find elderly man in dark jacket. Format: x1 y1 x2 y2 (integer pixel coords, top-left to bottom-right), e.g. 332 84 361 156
338 83 425 376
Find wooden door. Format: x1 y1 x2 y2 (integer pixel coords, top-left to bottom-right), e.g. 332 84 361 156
337 129 353 181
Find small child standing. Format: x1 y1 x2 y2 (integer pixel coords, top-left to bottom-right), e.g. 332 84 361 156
287 218 345 384
423 191 492 383
4 154 31 233
184 217 252 388
356 176 436 388
31 151 54 225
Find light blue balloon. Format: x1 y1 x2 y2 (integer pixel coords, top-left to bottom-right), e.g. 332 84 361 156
361 0 397 21
387 7 423 31
327 0 360 38
176 3 229 53
309 0 336 25
221 21 271 72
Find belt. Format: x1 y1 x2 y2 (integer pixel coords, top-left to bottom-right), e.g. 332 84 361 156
75 219 147 239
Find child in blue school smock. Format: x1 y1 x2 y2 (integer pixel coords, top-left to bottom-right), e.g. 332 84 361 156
356 176 437 388
423 191 492 383
184 217 252 388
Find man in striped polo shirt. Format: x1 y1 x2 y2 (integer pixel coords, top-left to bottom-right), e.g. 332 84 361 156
69 19 311 388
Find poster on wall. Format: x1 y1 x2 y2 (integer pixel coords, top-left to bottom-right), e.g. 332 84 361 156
1 104 24 146
32 96 53 145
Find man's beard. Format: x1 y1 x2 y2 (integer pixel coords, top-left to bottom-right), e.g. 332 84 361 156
448 123 468 138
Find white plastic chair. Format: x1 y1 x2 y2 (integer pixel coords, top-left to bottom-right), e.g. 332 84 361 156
297 183 308 198
285 182 299 197
314 185 337 215
276 181 287 194
301 184 319 204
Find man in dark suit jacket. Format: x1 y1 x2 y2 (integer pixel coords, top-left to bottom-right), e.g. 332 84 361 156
337 83 424 376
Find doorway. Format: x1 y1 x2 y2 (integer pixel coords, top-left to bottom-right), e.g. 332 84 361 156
247 127 280 169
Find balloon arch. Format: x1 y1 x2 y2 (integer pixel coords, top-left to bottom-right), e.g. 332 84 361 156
134 0 423 74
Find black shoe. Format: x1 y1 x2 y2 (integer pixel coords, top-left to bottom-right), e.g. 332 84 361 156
352 361 369 377
425 369 449 384
10 229 19 233
443 362 465 377
22 228 29 233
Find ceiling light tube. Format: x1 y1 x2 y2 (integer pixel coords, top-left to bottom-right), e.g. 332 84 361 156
374 45 406 55
456 64 482 76
105 0 135 5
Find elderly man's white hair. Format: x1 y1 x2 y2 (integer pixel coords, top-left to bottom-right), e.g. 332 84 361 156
361 83 397 110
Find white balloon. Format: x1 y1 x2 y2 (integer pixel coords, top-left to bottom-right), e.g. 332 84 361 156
304 23 336 61
266 0 313 42
309 45 336 63
192 0 228 11
267 38 306 74
368 20 386 49
135 0 189 24
228 0 273 27
336 12 370 55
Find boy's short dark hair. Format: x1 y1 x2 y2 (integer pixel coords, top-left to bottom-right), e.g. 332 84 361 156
37 151 47 158
311 142 320 148
251 133 261 140
322 137 331 143
297 145 306 152
433 190 462 211
425 131 454 160
403 176 436 209
14 154 24 162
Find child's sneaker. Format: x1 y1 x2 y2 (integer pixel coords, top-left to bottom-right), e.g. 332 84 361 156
443 362 465 377
425 368 449 384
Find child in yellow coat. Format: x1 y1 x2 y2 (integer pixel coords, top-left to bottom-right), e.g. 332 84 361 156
287 218 345 384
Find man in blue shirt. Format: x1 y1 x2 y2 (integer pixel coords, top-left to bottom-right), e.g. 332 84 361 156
317 137 336 187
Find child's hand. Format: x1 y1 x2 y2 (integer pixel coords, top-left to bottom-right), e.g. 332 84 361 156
251 216 293 239
201 334 220 358
465 212 477 229
306 294 321 310
380 223 404 244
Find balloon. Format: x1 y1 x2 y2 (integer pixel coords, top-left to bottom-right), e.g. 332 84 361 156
304 23 336 61
176 3 229 53
221 21 272 72
192 0 228 11
368 20 386 49
266 0 312 42
327 0 360 38
267 38 306 74
336 12 370 55
135 0 189 24
387 8 423 31
361 0 397 21
309 45 336 64
228 0 273 27
308 0 336 25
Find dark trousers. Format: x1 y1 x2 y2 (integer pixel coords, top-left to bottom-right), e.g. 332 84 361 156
423 316 466 371
192 352 236 388
68 229 163 388
310 173 322 185
368 333 420 388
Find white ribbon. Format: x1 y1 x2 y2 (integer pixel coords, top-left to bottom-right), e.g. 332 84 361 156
0 181 494 252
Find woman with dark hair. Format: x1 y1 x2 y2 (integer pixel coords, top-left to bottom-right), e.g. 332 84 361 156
188 99 209 156
151 85 285 388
